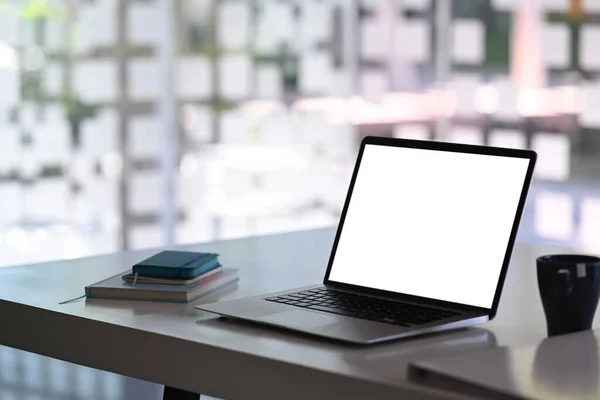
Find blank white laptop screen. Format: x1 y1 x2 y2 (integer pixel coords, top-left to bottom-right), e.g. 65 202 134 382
328 144 530 309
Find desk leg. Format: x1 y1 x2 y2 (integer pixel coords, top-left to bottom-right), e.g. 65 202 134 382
162 386 200 400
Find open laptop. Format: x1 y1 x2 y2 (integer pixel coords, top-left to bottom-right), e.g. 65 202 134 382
198 136 537 344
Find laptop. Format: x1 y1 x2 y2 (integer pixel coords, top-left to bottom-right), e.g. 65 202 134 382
198 136 537 344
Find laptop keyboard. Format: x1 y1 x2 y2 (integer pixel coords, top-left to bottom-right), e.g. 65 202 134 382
265 287 461 327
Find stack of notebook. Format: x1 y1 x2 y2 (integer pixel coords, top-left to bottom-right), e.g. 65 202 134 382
85 251 239 302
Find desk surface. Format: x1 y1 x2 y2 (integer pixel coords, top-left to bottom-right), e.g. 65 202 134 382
0 228 589 399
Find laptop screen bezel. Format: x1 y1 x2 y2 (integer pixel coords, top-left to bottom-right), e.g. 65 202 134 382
322 136 537 318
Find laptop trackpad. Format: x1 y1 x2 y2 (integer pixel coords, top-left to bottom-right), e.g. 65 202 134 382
256 310 340 329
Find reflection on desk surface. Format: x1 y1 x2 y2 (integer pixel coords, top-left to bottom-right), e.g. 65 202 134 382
197 314 498 381
353 327 496 361
342 327 497 378
531 332 599 400
409 330 600 400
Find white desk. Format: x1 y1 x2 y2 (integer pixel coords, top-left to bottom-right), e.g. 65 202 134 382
0 228 587 399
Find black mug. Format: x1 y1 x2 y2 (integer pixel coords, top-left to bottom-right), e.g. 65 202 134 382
537 254 600 337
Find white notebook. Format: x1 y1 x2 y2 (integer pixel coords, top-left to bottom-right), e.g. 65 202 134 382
408 330 600 400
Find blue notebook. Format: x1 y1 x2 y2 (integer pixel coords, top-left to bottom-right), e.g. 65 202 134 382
132 251 219 279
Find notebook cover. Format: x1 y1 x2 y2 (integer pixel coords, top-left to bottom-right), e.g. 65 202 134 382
132 251 219 279
86 268 238 303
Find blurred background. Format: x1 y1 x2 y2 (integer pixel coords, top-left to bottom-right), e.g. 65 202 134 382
1 1 600 398
0 0 598 267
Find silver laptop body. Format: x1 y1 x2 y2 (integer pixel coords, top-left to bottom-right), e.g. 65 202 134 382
198 136 537 344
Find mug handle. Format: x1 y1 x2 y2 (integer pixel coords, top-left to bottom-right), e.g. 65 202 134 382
555 269 573 297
